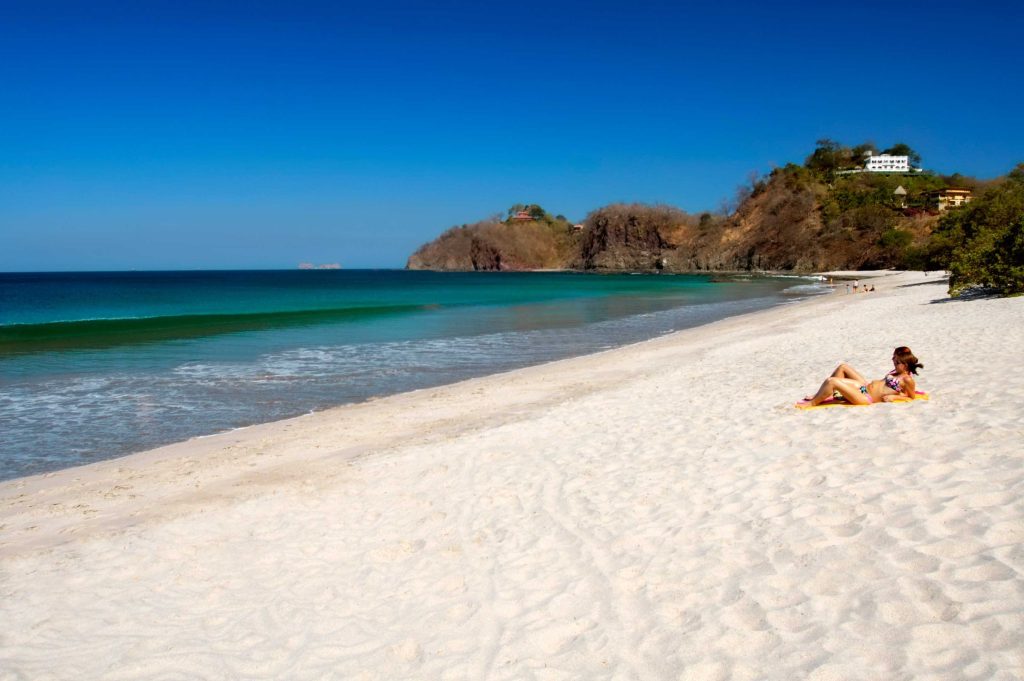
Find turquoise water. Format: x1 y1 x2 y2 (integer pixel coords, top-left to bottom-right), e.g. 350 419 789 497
0 270 821 480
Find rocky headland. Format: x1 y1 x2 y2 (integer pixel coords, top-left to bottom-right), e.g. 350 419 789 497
407 142 1005 274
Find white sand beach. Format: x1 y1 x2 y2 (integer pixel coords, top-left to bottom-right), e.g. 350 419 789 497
1 271 1022 680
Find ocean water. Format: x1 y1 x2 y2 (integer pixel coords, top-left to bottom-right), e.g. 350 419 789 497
0 270 824 480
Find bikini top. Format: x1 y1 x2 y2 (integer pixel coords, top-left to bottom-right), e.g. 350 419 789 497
884 370 902 392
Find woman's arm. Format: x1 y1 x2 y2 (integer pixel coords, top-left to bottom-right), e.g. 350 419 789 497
879 375 916 402
903 375 916 399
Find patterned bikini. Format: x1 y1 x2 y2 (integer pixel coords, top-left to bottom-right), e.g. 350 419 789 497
859 371 902 403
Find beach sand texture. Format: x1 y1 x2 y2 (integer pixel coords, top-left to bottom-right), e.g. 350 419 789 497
1 271 1022 680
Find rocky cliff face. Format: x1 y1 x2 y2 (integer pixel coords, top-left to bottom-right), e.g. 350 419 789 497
574 204 681 270
406 170 938 272
683 180 828 270
406 219 577 271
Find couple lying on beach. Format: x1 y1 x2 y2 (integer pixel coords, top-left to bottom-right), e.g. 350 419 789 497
804 346 923 406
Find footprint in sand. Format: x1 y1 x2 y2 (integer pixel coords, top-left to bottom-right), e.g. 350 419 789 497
679 661 729 681
985 520 1024 546
721 595 768 631
368 539 426 563
391 638 422 663
953 559 1015 582
529 619 592 656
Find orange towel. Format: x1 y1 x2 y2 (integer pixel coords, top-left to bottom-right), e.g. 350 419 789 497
795 391 929 409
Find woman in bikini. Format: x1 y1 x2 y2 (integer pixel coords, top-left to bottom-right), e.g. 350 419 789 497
806 346 922 406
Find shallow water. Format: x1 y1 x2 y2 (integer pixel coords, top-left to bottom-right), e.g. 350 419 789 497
0 270 823 479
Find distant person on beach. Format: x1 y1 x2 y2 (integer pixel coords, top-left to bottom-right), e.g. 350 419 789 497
805 346 922 406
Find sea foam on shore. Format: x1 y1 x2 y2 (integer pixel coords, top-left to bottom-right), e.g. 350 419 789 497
0 270 804 481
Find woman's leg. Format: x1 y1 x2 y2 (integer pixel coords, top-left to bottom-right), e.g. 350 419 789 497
830 363 868 384
804 364 869 400
809 377 871 406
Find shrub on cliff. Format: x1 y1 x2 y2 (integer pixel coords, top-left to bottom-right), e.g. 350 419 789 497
805 139 855 176
929 163 1024 295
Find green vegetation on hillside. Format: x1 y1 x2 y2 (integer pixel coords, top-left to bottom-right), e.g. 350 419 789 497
927 164 1024 295
795 139 999 270
804 138 922 176
406 142 1021 285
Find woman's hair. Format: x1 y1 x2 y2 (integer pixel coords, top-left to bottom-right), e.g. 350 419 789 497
894 346 923 374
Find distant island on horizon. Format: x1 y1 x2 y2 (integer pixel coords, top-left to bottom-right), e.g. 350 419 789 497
298 262 342 270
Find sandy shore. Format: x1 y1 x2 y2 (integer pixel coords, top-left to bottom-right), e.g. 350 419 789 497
1 271 1022 680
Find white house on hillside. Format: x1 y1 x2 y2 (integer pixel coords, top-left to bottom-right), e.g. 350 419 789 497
864 153 911 172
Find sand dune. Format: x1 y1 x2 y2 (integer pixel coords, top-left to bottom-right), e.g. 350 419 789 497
2 271 1022 680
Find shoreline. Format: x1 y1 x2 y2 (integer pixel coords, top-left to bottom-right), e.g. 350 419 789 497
0 273 813 483
0 270 942 550
0 283 833 552
3 270 1022 679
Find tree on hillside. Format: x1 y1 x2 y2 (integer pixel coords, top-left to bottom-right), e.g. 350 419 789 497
731 170 767 211
928 163 1024 295
883 143 922 167
851 142 879 160
805 138 847 174
506 203 558 222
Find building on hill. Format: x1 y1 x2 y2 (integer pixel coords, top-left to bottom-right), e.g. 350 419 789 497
894 185 908 208
511 210 535 221
864 153 910 173
929 188 973 212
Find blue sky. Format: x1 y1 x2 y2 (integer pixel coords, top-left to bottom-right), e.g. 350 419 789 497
1 0 1021 270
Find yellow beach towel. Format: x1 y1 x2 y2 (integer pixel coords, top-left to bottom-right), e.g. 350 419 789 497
795 391 930 409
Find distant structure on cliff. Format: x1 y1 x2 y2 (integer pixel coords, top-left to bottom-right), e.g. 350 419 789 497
864 153 911 172
510 210 535 221
834 151 922 176
929 188 973 212
298 263 342 270
894 185 908 208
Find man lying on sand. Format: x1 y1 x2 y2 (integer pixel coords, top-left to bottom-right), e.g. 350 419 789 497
804 346 922 406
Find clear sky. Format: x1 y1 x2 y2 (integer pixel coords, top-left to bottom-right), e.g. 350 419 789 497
1 0 1022 271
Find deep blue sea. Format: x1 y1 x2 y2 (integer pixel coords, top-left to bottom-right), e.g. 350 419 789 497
0 270 825 480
